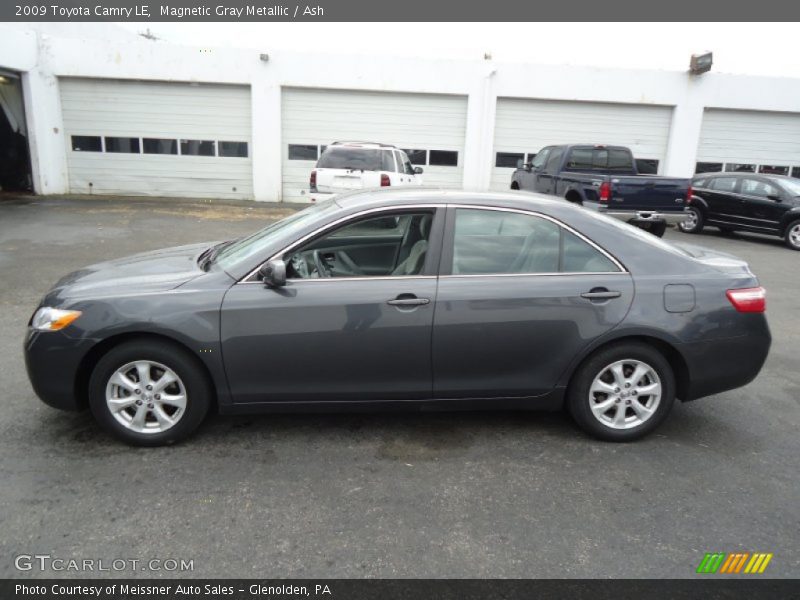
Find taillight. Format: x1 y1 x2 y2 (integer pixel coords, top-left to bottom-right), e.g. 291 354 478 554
726 287 766 313
599 181 611 203
380 174 391 187
686 185 693 202
309 170 317 191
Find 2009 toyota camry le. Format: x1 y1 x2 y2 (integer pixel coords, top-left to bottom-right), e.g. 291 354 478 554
25 189 771 446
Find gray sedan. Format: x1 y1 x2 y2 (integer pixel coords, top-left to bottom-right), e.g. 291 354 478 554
25 189 771 446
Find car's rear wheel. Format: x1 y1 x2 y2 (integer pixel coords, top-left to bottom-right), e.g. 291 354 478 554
88 339 211 446
784 220 800 251
678 207 704 234
567 342 675 442
510 182 520 190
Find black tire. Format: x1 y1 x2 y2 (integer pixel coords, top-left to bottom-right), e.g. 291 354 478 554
784 219 800 251
510 182 520 190
678 206 704 234
567 342 676 442
88 339 211 446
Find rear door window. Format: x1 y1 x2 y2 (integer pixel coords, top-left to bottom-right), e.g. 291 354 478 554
741 179 780 198
450 208 620 275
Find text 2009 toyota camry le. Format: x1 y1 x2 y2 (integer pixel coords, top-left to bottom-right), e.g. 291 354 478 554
25 189 771 446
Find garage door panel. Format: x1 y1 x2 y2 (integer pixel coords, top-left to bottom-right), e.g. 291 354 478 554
60 78 253 199
281 88 467 202
697 109 800 166
491 98 673 191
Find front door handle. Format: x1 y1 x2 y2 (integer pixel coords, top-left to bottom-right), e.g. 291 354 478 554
581 290 622 300
387 295 430 307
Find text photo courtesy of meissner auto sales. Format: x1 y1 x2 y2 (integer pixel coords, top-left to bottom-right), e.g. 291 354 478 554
0 5 799 600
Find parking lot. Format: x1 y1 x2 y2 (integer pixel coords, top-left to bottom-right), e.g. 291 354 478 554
0 195 797 578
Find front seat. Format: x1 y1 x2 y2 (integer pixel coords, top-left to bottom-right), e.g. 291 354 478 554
392 215 432 275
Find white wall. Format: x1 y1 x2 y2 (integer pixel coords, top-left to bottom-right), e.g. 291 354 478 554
2 23 800 200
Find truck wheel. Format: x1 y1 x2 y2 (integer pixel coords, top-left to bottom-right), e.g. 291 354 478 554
678 207 704 234
631 220 666 238
510 182 519 190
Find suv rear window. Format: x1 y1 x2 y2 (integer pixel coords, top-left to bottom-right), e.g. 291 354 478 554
317 147 393 171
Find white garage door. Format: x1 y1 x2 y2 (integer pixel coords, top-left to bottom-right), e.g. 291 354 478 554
491 98 673 191
696 109 800 177
281 88 467 202
60 78 253 199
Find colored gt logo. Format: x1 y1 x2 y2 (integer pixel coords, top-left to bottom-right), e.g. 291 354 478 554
697 552 773 574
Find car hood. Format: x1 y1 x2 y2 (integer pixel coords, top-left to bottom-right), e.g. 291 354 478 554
47 241 217 300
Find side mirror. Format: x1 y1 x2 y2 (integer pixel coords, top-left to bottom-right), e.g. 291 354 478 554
413 166 423 175
767 194 782 202
259 259 286 288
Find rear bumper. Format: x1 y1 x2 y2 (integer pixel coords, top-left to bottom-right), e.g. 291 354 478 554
679 316 772 401
600 208 689 225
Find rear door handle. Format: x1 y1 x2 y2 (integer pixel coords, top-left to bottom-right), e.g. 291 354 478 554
387 295 430 307
581 290 622 300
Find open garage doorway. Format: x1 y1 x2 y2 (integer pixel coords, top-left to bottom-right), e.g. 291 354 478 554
0 69 32 193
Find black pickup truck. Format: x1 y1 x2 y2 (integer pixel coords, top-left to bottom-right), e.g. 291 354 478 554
511 144 691 236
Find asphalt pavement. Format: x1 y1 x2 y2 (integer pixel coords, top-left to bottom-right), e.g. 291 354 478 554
0 195 797 578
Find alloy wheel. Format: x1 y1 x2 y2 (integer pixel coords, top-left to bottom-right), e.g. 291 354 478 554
588 359 662 430
681 210 699 232
789 224 800 249
105 360 187 434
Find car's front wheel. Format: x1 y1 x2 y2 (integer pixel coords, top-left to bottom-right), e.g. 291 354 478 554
88 339 211 446
567 342 675 442
678 207 704 234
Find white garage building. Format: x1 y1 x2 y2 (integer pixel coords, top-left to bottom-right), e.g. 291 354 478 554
1 24 799 202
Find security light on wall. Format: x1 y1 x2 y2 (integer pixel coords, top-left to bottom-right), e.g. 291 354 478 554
690 52 713 75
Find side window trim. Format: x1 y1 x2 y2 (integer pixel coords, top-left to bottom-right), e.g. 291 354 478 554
439 205 627 277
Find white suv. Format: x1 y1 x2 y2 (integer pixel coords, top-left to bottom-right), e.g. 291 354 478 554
309 141 423 202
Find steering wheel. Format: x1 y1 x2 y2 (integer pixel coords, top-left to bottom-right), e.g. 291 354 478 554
313 250 331 278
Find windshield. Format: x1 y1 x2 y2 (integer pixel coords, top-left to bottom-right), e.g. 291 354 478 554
781 178 800 196
317 147 391 171
214 200 336 271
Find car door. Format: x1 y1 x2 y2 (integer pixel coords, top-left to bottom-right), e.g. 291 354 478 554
535 146 564 195
432 206 634 399
220 207 444 404
704 176 746 226
739 177 785 232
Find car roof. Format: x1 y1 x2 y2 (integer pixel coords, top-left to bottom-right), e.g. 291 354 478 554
331 187 573 213
328 141 397 150
693 171 795 182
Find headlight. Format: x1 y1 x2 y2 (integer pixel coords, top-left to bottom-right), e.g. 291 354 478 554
30 307 82 331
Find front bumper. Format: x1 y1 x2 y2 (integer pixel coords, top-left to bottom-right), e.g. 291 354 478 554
24 328 92 411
